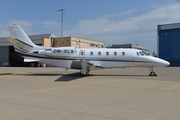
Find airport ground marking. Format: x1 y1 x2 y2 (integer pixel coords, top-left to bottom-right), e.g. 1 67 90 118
78 81 180 93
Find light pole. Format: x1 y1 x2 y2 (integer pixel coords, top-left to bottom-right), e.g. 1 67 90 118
57 9 65 47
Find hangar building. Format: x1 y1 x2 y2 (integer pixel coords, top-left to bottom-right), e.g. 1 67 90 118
157 22 180 66
0 34 104 67
108 44 149 52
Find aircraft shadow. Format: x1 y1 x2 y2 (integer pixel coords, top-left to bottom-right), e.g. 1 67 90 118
54 72 82 82
25 72 148 82
54 73 148 82
92 74 148 77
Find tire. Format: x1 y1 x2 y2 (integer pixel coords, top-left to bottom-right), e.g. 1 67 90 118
149 72 157 76
79 72 86 77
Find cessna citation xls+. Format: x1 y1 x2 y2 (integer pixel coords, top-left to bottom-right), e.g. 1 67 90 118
7 25 170 76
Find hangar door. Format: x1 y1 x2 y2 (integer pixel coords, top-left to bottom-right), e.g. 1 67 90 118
0 46 9 66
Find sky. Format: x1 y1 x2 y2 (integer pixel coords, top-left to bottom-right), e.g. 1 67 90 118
0 0 180 53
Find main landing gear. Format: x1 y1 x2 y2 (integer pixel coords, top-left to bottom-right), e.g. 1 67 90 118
79 60 90 77
148 67 157 76
79 70 90 77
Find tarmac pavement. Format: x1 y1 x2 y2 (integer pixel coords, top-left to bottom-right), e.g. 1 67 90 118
0 67 180 120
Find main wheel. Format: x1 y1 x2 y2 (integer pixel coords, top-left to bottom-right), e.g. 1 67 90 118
79 72 87 77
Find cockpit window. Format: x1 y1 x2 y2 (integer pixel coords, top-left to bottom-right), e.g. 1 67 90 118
137 52 139 56
139 51 144 56
139 51 150 56
142 51 150 56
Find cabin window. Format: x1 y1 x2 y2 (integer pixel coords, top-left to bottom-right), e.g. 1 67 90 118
114 52 117 56
106 52 109 56
90 51 93 56
122 52 125 56
81 51 84 56
98 52 101 56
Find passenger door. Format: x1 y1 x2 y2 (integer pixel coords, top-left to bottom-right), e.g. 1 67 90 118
79 50 85 57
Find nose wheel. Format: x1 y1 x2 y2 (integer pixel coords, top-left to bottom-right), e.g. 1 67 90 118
148 67 157 76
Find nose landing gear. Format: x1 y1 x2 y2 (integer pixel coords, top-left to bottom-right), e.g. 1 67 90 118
148 67 157 76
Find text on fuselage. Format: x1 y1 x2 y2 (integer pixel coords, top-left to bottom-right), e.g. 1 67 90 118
53 49 74 53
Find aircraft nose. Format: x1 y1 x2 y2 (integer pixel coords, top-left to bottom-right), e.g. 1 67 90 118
158 59 170 67
162 60 170 66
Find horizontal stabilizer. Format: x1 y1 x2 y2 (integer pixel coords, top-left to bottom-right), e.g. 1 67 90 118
24 58 40 62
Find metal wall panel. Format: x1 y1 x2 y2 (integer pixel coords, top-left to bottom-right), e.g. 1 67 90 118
0 46 9 65
159 23 180 30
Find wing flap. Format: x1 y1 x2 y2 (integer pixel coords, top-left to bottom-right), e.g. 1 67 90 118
86 61 104 69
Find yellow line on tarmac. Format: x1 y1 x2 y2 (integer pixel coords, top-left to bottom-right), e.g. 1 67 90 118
11 72 28 75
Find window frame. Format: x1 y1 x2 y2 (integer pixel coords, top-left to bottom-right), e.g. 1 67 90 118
122 52 125 56
81 51 84 56
90 51 93 56
106 52 109 56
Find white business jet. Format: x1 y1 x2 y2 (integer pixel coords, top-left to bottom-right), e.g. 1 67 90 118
8 25 169 76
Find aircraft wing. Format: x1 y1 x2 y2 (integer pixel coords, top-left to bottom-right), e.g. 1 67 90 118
70 60 104 70
86 61 104 69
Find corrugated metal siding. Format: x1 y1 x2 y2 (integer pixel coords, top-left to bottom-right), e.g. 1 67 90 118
0 46 9 65
159 23 180 30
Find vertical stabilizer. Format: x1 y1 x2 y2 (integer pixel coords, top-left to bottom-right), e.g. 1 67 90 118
8 25 37 52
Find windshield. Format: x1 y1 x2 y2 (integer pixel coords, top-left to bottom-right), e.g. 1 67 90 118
138 51 150 56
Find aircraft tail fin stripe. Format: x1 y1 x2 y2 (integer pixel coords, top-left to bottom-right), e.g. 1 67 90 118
15 38 33 48
7 38 33 52
14 47 30 53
